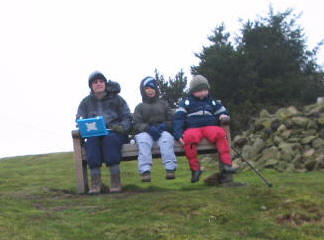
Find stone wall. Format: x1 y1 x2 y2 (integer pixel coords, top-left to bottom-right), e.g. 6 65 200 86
233 102 324 172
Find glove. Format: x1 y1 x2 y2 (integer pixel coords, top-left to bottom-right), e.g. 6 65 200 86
146 126 161 141
157 123 168 133
111 125 125 134
219 114 230 125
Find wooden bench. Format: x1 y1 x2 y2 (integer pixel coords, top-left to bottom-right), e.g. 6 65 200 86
71 126 231 193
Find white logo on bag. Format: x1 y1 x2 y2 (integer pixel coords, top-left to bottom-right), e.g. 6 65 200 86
85 122 98 132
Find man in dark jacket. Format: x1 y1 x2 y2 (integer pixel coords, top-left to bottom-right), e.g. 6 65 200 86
133 76 177 182
76 71 132 194
173 75 235 184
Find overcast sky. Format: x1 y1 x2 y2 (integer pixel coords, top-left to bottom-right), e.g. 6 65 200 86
0 0 323 158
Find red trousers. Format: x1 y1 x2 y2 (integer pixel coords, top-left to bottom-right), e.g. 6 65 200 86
183 126 232 171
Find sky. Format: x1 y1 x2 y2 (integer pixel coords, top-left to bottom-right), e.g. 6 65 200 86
0 0 323 158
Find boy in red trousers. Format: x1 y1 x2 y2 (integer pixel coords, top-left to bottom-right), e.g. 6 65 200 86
173 75 236 184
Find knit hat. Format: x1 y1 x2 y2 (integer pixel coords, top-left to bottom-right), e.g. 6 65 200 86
88 71 107 88
142 76 158 90
189 75 210 93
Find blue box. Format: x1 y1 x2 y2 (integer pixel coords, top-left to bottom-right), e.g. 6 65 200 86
77 116 109 138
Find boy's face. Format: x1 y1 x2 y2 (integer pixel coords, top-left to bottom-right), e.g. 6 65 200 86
192 89 209 99
91 79 106 93
144 87 156 98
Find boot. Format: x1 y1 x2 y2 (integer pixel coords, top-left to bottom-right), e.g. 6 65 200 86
110 173 122 193
220 163 236 174
109 164 122 193
89 174 102 195
141 171 151 182
218 173 247 187
191 169 203 183
166 170 176 180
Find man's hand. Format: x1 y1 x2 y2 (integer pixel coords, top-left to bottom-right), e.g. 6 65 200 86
111 125 125 134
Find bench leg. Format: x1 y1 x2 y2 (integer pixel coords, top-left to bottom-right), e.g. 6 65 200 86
72 136 89 193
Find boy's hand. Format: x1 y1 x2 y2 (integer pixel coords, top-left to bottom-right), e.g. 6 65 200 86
219 114 230 125
179 138 185 145
146 126 161 141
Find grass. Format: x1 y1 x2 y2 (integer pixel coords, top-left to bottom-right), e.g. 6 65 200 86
0 152 323 240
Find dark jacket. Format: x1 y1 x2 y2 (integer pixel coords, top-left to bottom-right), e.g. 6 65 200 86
133 79 173 133
76 80 132 134
173 94 229 140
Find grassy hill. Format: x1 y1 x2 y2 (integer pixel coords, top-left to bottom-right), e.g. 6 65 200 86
0 152 323 240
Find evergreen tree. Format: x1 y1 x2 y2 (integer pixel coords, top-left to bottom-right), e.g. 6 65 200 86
192 7 324 133
155 69 188 108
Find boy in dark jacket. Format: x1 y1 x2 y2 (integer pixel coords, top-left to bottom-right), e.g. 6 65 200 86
133 76 177 182
76 71 132 194
173 75 235 184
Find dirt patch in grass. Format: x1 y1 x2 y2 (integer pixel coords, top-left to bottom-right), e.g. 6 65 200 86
276 212 324 226
276 198 324 226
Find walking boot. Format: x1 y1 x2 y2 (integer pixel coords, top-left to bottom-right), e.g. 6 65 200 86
218 172 247 187
221 164 236 174
110 173 122 193
89 174 102 195
166 170 176 180
191 169 203 183
141 171 151 182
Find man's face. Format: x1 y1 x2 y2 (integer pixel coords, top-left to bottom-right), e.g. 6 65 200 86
192 89 209 99
144 87 156 98
91 79 106 93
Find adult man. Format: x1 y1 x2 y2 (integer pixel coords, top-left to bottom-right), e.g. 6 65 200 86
76 71 132 194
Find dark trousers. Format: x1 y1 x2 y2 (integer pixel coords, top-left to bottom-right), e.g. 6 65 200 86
84 132 128 169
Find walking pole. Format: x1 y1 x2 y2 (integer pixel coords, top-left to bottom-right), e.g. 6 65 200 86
231 147 273 188
221 123 272 187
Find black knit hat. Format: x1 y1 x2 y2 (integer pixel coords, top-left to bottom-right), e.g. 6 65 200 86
189 75 210 93
88 71 107 88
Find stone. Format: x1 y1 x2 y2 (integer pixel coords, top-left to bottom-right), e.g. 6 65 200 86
291 117 310 128
259 109 271 118
303 149 315 158
287 137 300 143
233 135 248 148
270 119 281 132
264 159 279 168
312 138 324 149
279 143 295 162
318 114 324 126
259 146 281 163
280 130 292 139
305 159 317 171
252 138 265 155
277 124 287 133
306 120 318 129
319 128 324 139
304 103 324 115
301 129 317 136
301 136 317 145
273 136 282 146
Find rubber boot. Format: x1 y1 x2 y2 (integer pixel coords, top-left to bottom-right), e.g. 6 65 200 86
110 165 122 193
110 174 122 193
89 174 102 195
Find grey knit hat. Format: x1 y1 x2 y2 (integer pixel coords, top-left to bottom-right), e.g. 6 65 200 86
189 75 210 93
